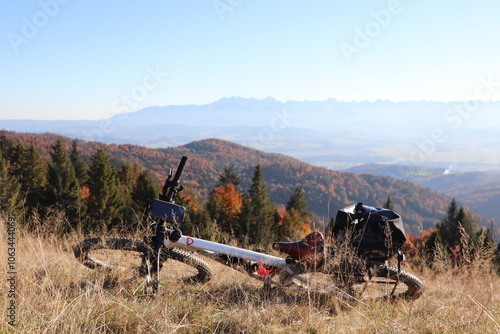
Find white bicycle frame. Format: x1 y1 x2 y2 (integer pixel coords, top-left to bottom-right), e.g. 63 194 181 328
172 235 287 269
165 233 359 302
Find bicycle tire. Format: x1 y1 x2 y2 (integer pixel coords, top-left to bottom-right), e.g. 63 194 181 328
349 265 424 301
74 237 149 270
374 265 424 300
73 237 212 283
160 247 213 283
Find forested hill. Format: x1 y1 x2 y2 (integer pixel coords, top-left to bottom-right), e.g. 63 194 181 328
346 163 500 224
1 131 472 234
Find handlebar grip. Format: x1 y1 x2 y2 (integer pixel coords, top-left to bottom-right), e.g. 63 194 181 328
163 156 188 202
172 156 188 184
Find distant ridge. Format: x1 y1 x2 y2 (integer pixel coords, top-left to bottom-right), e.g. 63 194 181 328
2 97 500 172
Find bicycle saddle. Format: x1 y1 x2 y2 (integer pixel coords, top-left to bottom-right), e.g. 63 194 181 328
272 231 325 268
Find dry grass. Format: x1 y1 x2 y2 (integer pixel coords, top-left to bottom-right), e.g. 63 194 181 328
1 217 499 333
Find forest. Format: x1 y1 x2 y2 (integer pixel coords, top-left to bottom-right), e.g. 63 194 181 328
1 130 499 266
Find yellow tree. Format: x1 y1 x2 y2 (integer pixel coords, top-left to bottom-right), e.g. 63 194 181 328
206 183 243 237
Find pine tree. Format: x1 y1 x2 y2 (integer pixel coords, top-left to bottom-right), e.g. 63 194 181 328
286 187 311 217
117 163 141 218
384 195 394 210
279 187 313 239
87 148 124 230
238 165 277 245
46 138 82 224
131 169 158 216
0 132 14 159
217 164 241 187
10 141 47 210
437 199 461 248
437 199 480 250
70 139 88 185
0 151 21 213
455 206 479 244
421 228 449 264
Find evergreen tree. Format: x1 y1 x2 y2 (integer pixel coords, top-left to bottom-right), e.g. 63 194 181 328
437 199 481 256
437 199 461 248
286 187 311 217
279 187 313 239
455 206 479 244
238 165 277 245
118 163 141 191
45 138 82 224
70 139 88 185
117 163 141 217
0 132 14 159
10 141 47 210
384 195 394 210
87 148 124 230
217 164 240 187
421 228 449 265
131 169 158 216
0 151 21 213
238 194 252 242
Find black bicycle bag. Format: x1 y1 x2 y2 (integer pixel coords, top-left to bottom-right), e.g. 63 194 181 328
332 202 406 256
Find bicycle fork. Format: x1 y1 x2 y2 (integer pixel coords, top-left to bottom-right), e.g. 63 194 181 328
144 221 180 294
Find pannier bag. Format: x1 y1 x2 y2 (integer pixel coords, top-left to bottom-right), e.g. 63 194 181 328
332 202 406 256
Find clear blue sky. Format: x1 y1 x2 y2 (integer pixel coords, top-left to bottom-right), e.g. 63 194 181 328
1 1 499 120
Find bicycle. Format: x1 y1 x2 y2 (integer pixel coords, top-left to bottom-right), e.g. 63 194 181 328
74 156 424 302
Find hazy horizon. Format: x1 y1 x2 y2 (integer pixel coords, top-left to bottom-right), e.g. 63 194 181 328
2 2 500 120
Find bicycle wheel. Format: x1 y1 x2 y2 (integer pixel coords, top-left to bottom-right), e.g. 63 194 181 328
350 265 424 301
73 238 212 283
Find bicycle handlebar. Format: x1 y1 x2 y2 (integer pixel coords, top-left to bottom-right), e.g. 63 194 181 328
161 156 188 202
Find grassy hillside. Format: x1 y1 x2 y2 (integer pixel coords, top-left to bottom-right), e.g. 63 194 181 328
1 216 499 333
1 131 469 233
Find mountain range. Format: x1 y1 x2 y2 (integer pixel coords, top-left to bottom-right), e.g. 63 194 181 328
2 131 498 237
2 97 500 171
